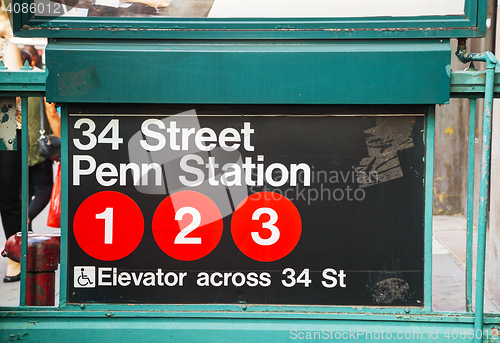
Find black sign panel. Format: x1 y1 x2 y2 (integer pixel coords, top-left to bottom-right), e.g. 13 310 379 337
68 105 425 306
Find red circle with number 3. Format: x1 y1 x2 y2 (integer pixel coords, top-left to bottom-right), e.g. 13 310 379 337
231 192 302 262
152 191 223 261
73 191 144 261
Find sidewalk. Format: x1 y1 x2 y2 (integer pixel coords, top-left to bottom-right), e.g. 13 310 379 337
0 214 498 311
432 215 499 312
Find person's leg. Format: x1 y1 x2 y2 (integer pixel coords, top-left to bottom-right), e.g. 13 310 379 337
0 130 22 282
4 259 20 282
0 130 21 239
28 159 53 227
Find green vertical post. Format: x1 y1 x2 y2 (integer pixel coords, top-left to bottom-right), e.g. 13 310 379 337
19 97 28 307
466 98 476 312
455 44 497 339
474 55 497 343
424 106 435 312
59 104 68 306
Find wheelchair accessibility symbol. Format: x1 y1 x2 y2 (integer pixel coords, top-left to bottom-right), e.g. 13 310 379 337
74 266 96 288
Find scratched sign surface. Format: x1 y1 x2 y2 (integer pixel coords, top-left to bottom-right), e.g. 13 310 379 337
67 104 425 306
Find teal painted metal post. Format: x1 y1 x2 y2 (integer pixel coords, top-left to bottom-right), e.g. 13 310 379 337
455 42 498 341
474 56 496 343
19 97 28 307
424 106 435 312
59 104 68 306
466 98 476 313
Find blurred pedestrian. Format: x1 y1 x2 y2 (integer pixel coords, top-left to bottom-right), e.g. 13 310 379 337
0 41 23 282
0 48 60 282
20 49 60 233
23 45 43 69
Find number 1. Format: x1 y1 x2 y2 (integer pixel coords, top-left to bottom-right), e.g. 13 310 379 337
96 208 113 244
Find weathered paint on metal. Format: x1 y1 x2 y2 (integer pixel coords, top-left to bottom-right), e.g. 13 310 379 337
424 106 435 312
1 232 60 306
0 316 499 342
0 69 46 93
466 98 476 313
1 306 497 320
2 233 60 271
19 25 489 41
455 41 499 343
26 272 56 306
0 97 17 151
450 71 500 97
474 58 497 343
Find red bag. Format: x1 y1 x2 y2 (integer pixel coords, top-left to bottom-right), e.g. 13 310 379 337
47 163 61 228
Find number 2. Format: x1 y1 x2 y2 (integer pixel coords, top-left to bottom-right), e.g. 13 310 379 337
174 207 202 244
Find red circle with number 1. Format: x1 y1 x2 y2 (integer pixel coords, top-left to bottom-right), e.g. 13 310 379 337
231 192 302 262
152 191 223 261
73 191 144 261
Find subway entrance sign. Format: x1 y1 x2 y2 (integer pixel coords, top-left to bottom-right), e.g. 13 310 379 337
68 104 425 306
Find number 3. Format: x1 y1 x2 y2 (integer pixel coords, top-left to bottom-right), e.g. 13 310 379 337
251 207 279 246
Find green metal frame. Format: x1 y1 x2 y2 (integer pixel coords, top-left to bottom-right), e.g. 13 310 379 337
58 105 437 316
3 50 500 342
0 67 45 307
13 0 487 39
1 101 435 313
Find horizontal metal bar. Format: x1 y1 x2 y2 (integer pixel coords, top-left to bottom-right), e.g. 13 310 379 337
0 70 46 93
450 70 500 94
0 302 487 319
2 315 500 343
16 9 487 40
20 27 486 40
0 308 482 321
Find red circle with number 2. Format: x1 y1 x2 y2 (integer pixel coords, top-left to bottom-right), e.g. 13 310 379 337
231 192 301 262
73 191 144 261
152 191 223 261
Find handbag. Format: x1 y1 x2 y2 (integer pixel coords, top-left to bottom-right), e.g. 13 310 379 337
38 98 61 161
47 162 61 228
